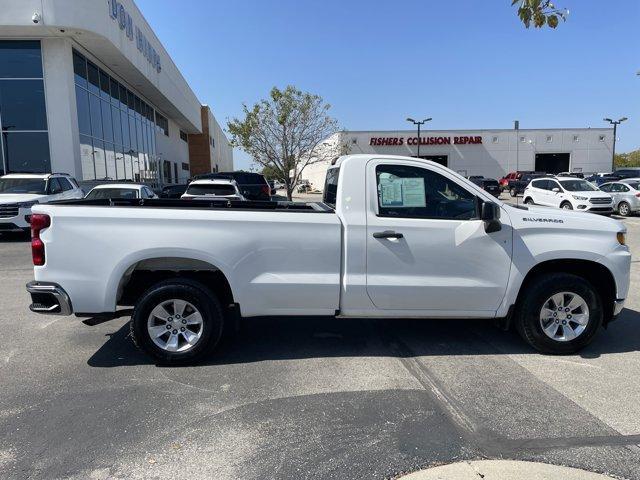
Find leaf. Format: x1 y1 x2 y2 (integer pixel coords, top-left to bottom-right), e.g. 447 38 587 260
548 14 559 28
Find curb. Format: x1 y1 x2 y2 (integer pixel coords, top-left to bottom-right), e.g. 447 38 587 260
397 460 617 480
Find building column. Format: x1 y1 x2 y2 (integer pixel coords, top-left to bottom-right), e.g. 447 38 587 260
41 38 81 177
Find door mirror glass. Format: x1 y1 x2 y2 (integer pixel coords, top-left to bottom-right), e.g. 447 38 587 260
552 187 561 193
481 202 501 233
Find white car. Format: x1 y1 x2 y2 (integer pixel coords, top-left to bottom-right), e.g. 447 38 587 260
26 154 630 363
85 184 158 200
599 179 640 217
181 179 246 201
523 177 614 214
0 173 84 232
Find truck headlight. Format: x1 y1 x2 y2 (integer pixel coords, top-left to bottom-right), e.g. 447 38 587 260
617 232 627 246
572 195 588 201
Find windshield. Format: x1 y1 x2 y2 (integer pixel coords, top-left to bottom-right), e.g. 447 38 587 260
86 188 138 200
186 184 237 196
0 178 46 194
559 180 598 192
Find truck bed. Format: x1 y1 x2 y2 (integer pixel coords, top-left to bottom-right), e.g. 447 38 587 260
51 198 334 213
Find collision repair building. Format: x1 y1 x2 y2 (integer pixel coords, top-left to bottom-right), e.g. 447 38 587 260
302 128 615 191
0 0 232 186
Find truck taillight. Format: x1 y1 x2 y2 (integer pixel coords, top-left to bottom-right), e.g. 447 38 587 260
636 193 640 198
31 213 50 266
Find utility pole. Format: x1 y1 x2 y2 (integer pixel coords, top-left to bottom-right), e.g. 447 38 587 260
603 117 628 171
406 117 432 158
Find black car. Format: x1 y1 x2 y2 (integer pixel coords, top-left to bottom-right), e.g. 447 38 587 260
193 171 271 201
160 184 189 199
614 168 640 180
468 177 501 197
508 173 546 196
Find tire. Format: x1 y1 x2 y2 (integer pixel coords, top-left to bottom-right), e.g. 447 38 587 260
510 188 517 197
560 201 573 210
514 273 603 354
618 201 631 217
130 279 224 364
524 197 534 205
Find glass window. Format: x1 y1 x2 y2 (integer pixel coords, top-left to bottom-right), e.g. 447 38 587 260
115 148 125 180
599 184 612 192
124 152 134 180
0 40 43 79
100 99 113 143
323 167 339 207
186 183 237 196
93 139 106 179
86 188 138 200
3 132 50 173
105 143 117 180
119 84 128 111
73 51 87 87
0 177 46 194
129 114 137 151
612 183 630 193
75 87 91 136
112 104 122 146
559 179 598 192
155 112 168 136
60 178 74 191
99 70 110 100
375 164 477 220
48 178 63 194
120 109 130 149
86 61 100 96
79 135 95 180
89 94 103 139
0 79 48 131
109 78 120 104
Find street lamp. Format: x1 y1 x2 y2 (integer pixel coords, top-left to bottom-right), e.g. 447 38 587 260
406 117 432 158
603 117 628 171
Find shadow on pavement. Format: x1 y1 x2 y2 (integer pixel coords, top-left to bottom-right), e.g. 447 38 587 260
87 307 640 368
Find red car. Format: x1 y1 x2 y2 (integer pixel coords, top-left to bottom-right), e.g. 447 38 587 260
499 171 536 190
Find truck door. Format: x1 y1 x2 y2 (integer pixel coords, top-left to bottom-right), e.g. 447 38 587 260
365 159 512 315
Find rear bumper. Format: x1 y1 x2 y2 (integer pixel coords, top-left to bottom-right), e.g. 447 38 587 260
26 281 73 316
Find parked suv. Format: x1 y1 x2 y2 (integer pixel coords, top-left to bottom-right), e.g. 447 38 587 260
181 179 246 201
193 171 271 201
507 172 546 197
0 173 84 232
599 180 640 216
523 177 613 214
468 177 501 197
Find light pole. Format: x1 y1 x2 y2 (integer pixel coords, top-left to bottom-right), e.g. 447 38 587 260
406 117 432 158
603 117 628 171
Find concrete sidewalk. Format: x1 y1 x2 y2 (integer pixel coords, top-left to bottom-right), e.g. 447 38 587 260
399 460 617 480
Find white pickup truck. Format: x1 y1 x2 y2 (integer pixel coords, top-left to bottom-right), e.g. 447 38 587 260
26 155 631 363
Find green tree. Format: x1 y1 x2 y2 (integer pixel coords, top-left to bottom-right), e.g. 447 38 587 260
513 0 568 29
228 86 340 200
614 149 640 168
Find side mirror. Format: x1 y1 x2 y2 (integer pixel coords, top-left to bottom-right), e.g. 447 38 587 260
481 202 501 233
552 187 561 193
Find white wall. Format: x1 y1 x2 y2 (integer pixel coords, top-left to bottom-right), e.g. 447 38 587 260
302 129 615 192
207 109 233 172
156 118 190 183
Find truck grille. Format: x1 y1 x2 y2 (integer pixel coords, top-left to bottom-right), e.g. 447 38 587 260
590 197 612 205
0 204 19 218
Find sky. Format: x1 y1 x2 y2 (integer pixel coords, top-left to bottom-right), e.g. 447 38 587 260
137 0 639 171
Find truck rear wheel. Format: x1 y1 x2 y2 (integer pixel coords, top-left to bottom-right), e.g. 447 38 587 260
130 279 224 364
514 273 602 354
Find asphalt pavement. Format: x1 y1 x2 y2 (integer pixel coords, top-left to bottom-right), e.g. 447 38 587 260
1 206 639 479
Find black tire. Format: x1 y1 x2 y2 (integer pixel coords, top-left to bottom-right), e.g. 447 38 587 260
618 201 631 217
524 197 534 205
510 188 517 197
514 273 603 354
130 279 224 364
560 201 573 210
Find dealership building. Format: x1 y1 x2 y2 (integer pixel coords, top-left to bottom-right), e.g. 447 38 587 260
302 128 615 191
0 0 232 186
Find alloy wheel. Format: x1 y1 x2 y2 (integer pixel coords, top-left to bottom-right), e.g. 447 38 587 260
539 292 589 342
147 299 204 352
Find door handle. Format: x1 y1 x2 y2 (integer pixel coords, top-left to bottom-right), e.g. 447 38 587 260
373 230 404 239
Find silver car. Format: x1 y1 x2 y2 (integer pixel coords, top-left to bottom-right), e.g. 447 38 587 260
599 179 640 216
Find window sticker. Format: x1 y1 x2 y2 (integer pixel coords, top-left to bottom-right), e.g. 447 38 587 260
379 177 426 208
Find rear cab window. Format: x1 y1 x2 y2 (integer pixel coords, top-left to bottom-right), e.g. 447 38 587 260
323 167 340 207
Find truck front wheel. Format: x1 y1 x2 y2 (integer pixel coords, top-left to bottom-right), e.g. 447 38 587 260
130 279 224 364
515 273 603 354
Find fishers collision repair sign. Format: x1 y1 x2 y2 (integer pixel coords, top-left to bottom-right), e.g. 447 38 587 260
369 136 483 146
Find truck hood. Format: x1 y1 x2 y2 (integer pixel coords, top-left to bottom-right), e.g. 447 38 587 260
0 194 46 205
504 203 625 233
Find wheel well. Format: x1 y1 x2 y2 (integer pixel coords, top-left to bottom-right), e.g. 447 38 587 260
517 259 616 322
117 258 235 309
560 200 572 206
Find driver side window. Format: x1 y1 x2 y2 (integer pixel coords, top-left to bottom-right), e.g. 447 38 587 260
48 178 63 194
375 164 478 220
